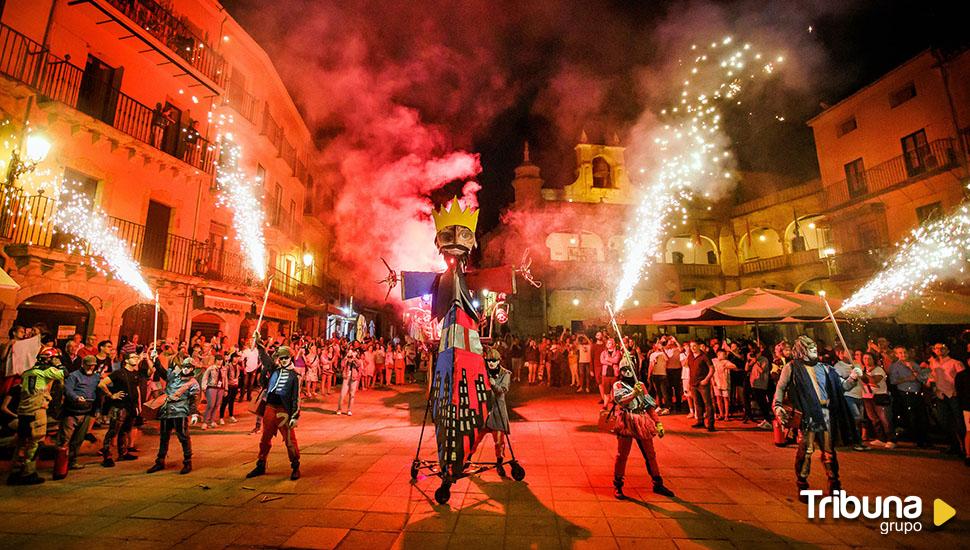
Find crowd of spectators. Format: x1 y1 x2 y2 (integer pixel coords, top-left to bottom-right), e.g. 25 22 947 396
491 329 970 463
0 322 433 472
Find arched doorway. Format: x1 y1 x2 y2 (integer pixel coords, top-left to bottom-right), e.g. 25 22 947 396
15 293 94 343
190 312 225 340
119 303 168 347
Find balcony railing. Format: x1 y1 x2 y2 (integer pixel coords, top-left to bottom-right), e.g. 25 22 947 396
739 249 826 275
829 247 891 281
672 263 722 277
269 267 303 301
223 76 260 123
0 23 215 174
824 139 961 210
94 0 227 88
0 186 307 300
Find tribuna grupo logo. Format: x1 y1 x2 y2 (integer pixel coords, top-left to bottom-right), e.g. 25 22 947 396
802 490 956 535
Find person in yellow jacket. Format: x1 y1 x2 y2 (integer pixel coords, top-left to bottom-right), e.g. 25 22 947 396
7 348 64 485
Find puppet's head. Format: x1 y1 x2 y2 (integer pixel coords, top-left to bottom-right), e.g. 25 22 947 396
432 198 479 258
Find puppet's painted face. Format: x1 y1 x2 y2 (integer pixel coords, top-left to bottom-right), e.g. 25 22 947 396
435 225 476 257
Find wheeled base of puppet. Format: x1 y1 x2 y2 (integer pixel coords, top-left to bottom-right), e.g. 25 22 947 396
409 458 526 504
411 392 526 505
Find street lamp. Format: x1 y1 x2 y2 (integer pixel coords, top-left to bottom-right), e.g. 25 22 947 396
302 251 314 267
25 134 52 163
5 133 51 185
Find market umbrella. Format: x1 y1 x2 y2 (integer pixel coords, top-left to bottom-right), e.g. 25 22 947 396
595 302 745 326
653 287 839 323
0 268 20 307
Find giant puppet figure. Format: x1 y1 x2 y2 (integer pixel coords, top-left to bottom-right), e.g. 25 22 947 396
401 198 517 503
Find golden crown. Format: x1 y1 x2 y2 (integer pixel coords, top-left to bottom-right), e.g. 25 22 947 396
432 197 479 232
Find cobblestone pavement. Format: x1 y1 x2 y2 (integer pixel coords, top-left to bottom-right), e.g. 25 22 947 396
0 383 967 549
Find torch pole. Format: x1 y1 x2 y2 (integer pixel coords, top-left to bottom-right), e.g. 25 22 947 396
820 294 850 353
605 302 639 384
254 274 274 339
152 290 159 355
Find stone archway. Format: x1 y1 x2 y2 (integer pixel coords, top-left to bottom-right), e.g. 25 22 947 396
15 293 95 342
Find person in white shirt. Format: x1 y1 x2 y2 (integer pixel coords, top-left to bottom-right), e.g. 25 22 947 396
711 349 734 420
647 344 670 414
577 335 592 393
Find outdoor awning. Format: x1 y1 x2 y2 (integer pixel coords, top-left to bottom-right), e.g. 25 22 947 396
0 268 20 307
653 288 840 323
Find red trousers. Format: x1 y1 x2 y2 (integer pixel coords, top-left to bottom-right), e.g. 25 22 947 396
614 435 660 481
258 404 300 466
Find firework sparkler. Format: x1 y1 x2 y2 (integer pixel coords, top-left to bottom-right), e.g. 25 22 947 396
212 113 267 280
840 205 970 315
52 184 153 300
614 39 782 310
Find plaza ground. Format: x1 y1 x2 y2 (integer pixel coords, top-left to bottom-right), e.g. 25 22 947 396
0 384 968 549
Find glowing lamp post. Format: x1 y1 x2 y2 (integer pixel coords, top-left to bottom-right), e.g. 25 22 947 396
5 133 51 185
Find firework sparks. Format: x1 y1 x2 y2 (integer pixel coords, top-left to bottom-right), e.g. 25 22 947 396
614 38 782 310
212 113 267 280
52 184 153 300
840 205 970 315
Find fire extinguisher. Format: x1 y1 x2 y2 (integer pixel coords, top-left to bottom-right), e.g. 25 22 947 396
52 446 69 480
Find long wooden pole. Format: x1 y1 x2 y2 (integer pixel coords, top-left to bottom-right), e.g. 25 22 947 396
152 290 159 354
820 294 850 353
254 274 274 339
605 302 639 385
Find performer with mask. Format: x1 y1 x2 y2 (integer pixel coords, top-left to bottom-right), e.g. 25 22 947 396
246 335 302 480
611 358 674 499
483 347 511 477
774 336 860 501
146 356 200 474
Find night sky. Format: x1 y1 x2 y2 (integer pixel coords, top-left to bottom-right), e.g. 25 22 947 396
224 0 965 234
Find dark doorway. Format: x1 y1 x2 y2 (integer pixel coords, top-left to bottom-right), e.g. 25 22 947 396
77 55 121 125
141 200 171 270
119 303 167 347
15 293 92 344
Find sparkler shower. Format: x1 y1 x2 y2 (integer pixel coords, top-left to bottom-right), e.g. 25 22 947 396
51 183 154 300
841 205 970 314
613 38 783 310
212 113 268 281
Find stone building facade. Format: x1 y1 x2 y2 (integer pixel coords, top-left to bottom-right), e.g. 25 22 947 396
0 0 352 345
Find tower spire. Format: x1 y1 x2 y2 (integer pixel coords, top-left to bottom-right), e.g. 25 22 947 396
523 141 531 163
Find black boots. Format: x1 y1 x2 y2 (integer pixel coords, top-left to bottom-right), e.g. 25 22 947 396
652 477 675 497
613 478 625 500
290 461 301 481
180 461 192 475
146 461 165 474
246 460 266 478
